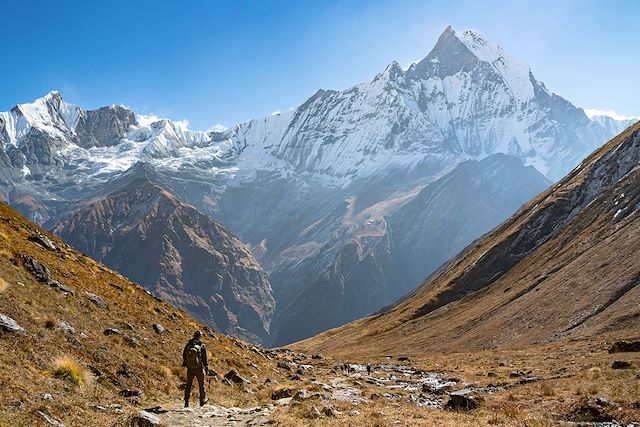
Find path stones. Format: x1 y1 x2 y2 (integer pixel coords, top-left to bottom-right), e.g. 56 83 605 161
0 314 26 334
131 410 161 426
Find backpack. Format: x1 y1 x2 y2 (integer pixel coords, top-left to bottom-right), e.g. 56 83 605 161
184 341 202 370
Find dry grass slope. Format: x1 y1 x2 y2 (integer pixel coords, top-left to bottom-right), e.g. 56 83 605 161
0 201 294 426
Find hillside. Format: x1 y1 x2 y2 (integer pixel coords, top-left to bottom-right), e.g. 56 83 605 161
294 121 640 358
0 200 290 426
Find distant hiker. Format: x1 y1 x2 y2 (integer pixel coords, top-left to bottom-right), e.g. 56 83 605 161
367 363 372 375
182 330 209 407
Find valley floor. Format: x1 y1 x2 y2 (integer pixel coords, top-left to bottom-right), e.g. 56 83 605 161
145 333 639 426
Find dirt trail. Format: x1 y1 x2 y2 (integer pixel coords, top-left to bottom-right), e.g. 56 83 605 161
158 403 276 426
154 362 466 426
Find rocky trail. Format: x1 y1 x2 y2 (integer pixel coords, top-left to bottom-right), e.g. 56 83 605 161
153 404 277 426
143 360 493 426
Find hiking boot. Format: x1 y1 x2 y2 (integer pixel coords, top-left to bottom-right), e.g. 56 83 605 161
200 397 208 406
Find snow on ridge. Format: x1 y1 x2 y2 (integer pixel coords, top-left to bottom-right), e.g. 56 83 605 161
584 108 639 121
455 28 534 101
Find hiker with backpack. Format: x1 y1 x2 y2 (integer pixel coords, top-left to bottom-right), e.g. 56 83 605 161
182 330 209 407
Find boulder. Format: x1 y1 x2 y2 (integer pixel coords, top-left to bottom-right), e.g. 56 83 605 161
312 353 324 360
130 410 161 426
49 280 75 295
22 256 53 283
85 292 105 307
0 314 26 334
124 336 140 347
56 320 76 335
611 360 632 369
292 390 308 401
308 406 322 419
277 361 292 371
445 389 483 411
568 397 614 422
322 405 340 417
271 387 296 400
224 370 251 385
103 328 122 336
119 389 144 398
609 340 640 353
152 323 165 334
28 234 58 251
398 356 410 362
37 410 65 427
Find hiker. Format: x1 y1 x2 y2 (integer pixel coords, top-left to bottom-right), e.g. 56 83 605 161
366 363 372 375
182 330 209 407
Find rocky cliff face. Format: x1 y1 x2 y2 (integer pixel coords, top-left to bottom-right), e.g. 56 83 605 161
51 163 275 343
0 27 633 345
295 122 640 357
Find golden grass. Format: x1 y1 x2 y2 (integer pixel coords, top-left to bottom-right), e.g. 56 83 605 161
158 365 173 378
0 249 11 260
0 277 8 293
53 356 86 386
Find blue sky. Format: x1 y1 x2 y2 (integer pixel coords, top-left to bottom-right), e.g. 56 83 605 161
1 0 638 129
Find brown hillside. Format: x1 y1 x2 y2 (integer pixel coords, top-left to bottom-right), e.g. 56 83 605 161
294 122 640 358
50 163 275 344
0 201 291 426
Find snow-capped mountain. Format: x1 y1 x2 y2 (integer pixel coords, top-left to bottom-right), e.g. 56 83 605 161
0 26 633 344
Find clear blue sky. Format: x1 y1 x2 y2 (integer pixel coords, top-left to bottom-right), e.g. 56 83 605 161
1 0 638 129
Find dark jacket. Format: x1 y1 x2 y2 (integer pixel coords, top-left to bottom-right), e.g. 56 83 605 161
182 338 208 370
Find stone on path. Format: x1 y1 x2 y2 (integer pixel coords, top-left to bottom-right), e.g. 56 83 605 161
131 410 161 426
